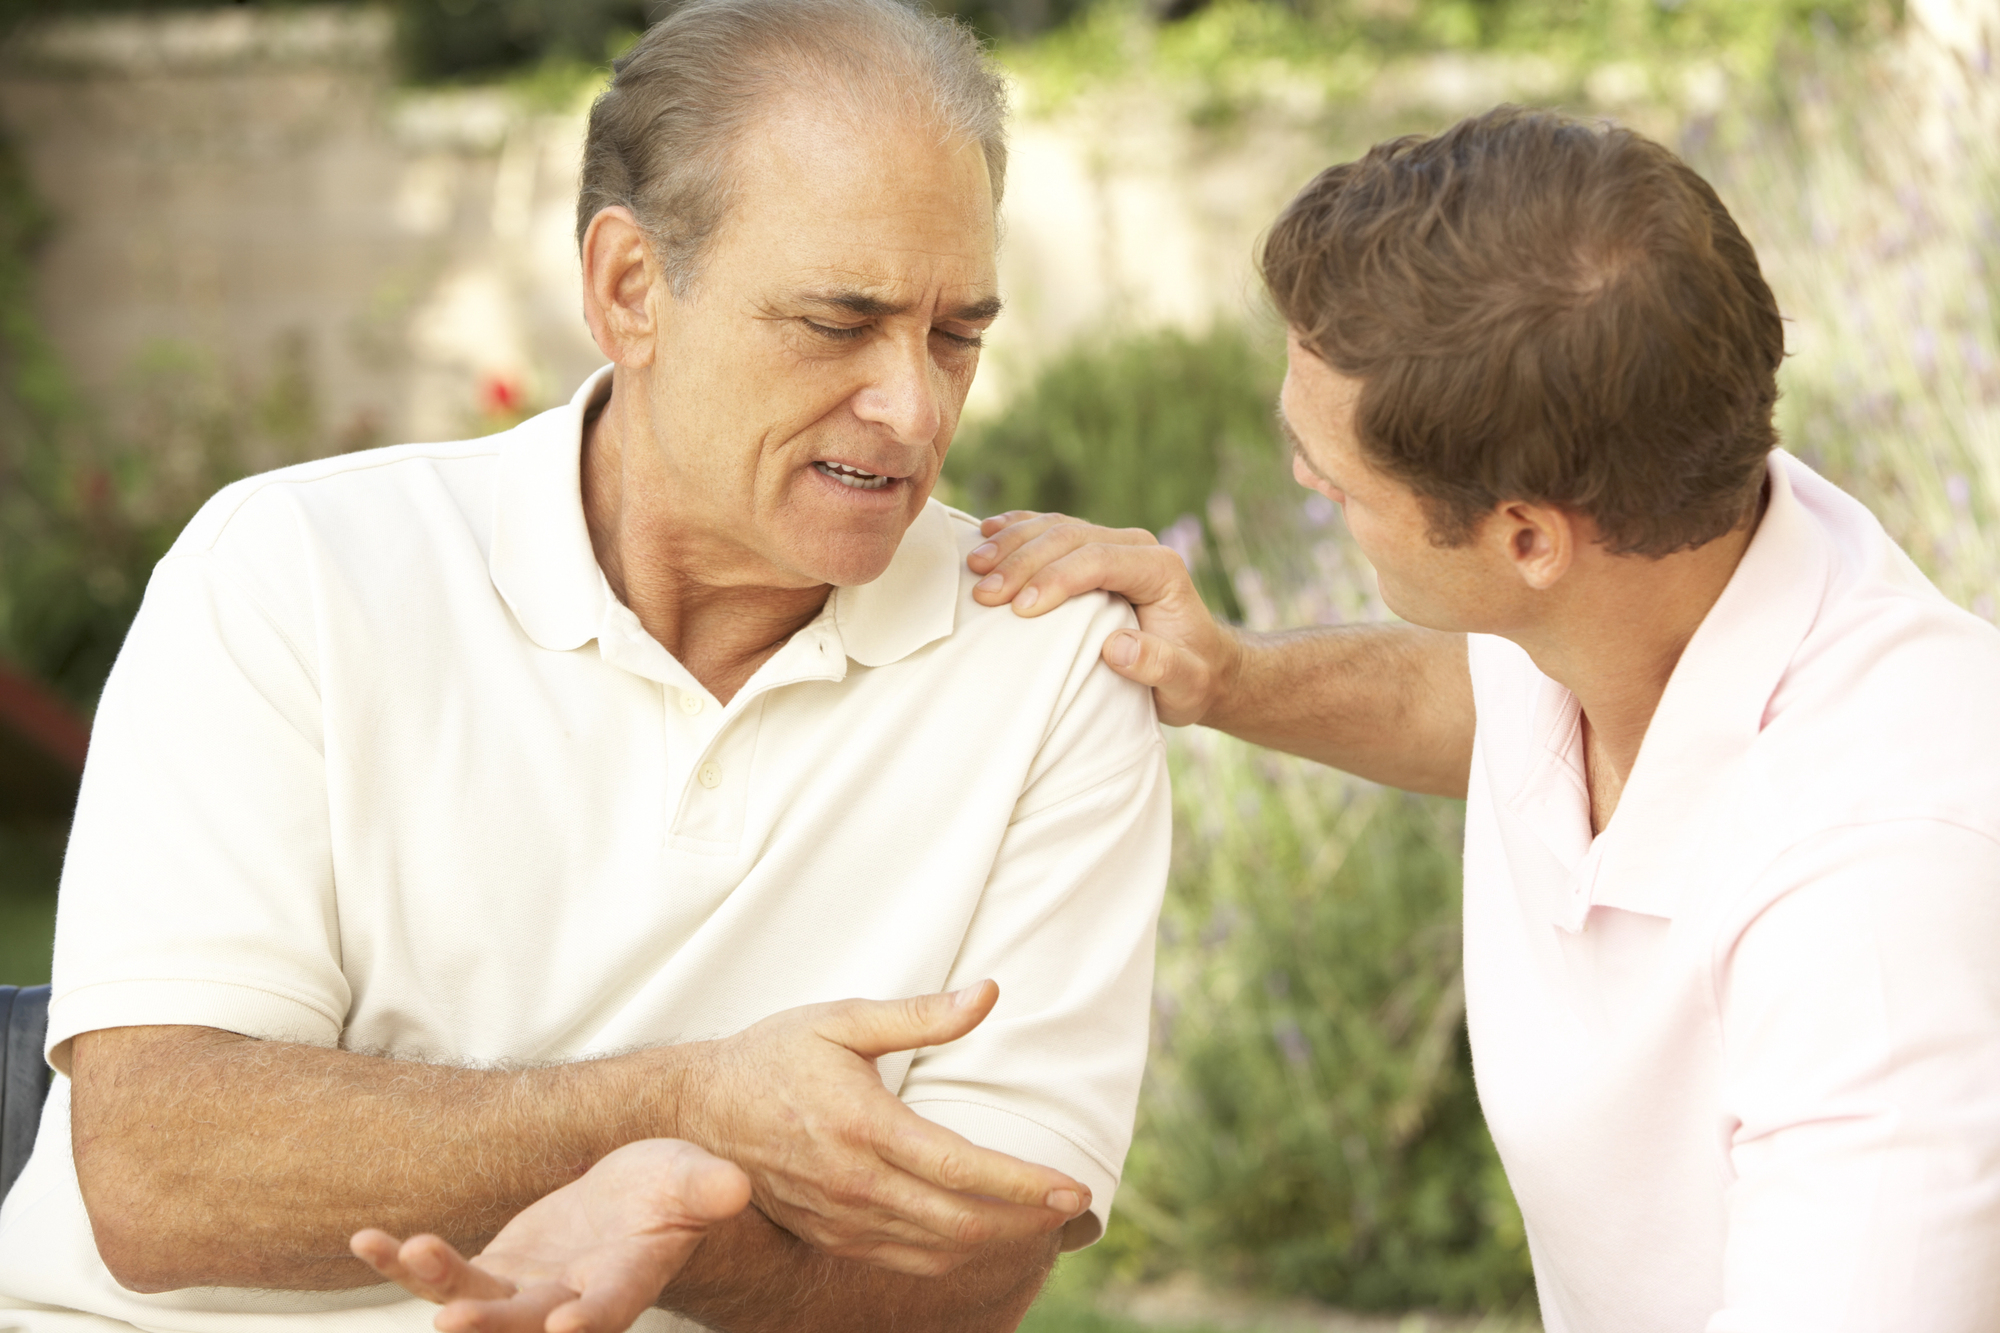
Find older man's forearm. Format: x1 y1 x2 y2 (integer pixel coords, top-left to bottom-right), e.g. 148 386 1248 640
69 1025 689 1293
665 1207 1060 1333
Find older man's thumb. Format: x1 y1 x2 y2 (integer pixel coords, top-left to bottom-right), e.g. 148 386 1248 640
831 981 999 1059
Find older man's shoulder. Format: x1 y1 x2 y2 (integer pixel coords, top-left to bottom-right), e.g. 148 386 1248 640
169 434 505 563
932 503 1139 643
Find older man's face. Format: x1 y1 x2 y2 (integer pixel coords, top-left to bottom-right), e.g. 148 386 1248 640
641 97 1000 589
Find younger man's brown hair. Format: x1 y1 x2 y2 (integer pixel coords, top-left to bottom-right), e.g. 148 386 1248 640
1260 105 1785 556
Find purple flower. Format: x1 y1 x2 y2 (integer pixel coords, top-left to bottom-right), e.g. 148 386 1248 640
1158 513 1204 568
1274 1019 1312 1068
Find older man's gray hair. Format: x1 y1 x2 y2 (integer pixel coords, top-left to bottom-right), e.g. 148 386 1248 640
576 0 1009 295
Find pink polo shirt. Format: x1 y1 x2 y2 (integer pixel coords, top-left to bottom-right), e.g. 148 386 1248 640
1464 452 2000 1332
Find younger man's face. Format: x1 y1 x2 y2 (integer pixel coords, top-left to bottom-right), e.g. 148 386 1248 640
1280 332 1508 633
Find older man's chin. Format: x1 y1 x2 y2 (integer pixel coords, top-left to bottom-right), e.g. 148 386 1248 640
785 501 938 587
783 531 914 589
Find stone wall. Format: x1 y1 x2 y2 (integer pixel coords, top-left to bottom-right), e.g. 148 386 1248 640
1 7 601 461
12 4 1981 464
0 5 1562 458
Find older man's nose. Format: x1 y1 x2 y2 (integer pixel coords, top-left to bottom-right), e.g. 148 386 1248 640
852 337 945 446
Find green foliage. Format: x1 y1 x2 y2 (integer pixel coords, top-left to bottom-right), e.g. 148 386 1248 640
1121 754 1530 1310
947 325 1286 527
1020 1260 1219 1333
946 325 1292 617
0 826 61 986
1004 0 1903 117
1684 46 2000 621
0 130 158 711
393 0 654 83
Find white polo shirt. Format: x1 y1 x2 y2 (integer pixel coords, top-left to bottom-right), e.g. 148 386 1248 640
1465 452 2000 1332
0 368 1170 1333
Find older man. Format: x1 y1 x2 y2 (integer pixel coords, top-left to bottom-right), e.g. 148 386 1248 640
976 109 2000 1331
0 3 1168 1331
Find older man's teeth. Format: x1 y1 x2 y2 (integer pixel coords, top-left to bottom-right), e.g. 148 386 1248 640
815 461 891 490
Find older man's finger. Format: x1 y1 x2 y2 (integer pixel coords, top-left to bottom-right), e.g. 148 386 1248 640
434 1280 574 1333
351 1231 518 1307
872 1113 1088 1219
817 982 998 1061
647 1142 753 1225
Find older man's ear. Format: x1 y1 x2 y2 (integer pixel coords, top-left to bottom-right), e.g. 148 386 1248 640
581 206 662 368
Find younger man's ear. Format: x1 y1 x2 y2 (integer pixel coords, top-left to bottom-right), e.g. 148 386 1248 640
580 206 659 368
1491 500 1575 592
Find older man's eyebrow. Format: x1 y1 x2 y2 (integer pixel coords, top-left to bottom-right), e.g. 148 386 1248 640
797 290 1004 323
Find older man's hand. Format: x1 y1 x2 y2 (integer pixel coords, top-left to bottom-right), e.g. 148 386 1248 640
352 1138 750 1333
676 980 1090 1276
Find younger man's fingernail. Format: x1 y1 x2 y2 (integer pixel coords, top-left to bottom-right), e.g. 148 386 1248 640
977 573 1003 593
1046 1189 1082 1214
1106 632 1138 667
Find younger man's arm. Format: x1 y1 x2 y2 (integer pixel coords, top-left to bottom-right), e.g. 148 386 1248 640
967 513 1475 798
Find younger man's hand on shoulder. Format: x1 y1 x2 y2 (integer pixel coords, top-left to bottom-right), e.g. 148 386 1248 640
968 512 1241 728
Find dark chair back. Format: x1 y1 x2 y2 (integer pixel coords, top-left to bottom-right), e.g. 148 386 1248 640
0 984 52 1206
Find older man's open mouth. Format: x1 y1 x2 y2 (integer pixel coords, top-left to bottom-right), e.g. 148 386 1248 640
814 461 894 491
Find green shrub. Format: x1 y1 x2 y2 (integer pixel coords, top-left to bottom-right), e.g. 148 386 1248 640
1118 745 1531 1311
945 324 1295 619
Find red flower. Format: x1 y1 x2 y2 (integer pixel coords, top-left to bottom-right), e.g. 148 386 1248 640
480 373 524 416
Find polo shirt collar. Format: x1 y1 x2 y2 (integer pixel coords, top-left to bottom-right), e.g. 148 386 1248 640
830 501 959 667
1583 451 1833 920
489 367 616 653
489 365 958 669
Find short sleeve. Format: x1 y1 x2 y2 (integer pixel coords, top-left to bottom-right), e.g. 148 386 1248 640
898 596 1171 1249
1711 820 2000 1332
48 552 348 1071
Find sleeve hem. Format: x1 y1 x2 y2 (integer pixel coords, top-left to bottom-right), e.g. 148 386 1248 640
903 1098 1123 1250
47 978 345 1072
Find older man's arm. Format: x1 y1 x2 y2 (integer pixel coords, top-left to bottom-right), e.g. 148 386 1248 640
353 1146 1054 1333
69 982 1083 1316
665 1209 1058 1333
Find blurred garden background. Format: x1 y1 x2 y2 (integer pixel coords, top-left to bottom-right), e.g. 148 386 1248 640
2 0 1997 1327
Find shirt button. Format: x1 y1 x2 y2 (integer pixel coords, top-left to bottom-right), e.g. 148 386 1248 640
678 691 703 716
697 761 722 789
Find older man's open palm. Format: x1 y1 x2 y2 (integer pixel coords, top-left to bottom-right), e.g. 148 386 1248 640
352 1141 751 1333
